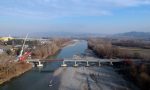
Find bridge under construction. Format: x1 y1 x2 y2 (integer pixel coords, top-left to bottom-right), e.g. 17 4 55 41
27 58 139 67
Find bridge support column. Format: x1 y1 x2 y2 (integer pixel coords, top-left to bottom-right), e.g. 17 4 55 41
74 61 78 67
86 61 90 67
61 61 67 67
99 61 101 66
110 61 113 65
37 61 43 67
31 63 35 67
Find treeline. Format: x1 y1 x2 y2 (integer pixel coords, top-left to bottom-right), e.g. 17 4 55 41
88 38 115 58
7 39 40 46
0 61 32 84
31 38 71 59
88 38 150 90
125 63 150 90
88 38 150 60
112 40 150 49
0 52 32 84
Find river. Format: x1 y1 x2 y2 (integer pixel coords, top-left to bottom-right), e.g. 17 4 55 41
0 40 87 90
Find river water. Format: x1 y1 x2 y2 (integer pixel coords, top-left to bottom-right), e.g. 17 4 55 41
0 41 87 90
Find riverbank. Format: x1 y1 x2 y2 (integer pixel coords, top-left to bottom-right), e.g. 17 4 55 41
47 47 138 90
0 39 75 85
88 38 150 90
46 40 76 59
31 38 73 59
0 62 32 85
0 40 88 90
52 66 138 90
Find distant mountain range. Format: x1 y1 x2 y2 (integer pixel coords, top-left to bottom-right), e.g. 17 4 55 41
15 31 150 39
112 31 150 39
29 32 106 38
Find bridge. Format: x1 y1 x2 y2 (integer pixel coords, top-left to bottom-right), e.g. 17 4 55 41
27 59 63 67
61 59 126 67
27 58 140 67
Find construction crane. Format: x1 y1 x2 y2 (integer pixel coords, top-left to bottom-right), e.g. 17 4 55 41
17 34 31 61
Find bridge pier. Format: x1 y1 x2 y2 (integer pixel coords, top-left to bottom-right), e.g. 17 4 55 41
61 61 67 67
86 61 90 67
31 63 35 67
74 61 78 67
110 61 113 65
99 61 101 66
37 61 43 67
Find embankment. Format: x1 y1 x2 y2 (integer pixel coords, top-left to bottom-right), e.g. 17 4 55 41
0 62 32 85
31 38 72 59
0 39 74 85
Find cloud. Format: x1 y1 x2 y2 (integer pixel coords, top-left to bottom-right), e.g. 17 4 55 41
104 0 150 7
0 0 149 18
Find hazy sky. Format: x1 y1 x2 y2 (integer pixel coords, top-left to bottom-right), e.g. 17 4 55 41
0 0 150 35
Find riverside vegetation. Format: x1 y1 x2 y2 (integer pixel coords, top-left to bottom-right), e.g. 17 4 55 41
0 38 71 84
88 38 150 90
31 38 71 59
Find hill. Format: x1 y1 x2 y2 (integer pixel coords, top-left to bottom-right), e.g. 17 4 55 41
113 31 150 39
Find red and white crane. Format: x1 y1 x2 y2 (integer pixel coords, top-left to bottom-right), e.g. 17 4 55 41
18 34 31 61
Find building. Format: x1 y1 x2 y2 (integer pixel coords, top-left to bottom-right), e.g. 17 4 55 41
0 37 14 42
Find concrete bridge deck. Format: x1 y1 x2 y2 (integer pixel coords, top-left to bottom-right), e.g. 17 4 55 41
64 59 122 62
27 58 141 67
27 59 64 62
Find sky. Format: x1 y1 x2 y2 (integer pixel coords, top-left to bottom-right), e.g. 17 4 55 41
0 0 150 35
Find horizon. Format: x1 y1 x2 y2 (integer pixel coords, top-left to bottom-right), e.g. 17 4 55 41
0 31 150 38
0 0 150 35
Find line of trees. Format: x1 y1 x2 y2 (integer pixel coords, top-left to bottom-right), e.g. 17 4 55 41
0 61 32 84
112 40 150 49
128 63 150 90
88 38 150 90
31 38 71 59
0 49 32 84
88 38 149 60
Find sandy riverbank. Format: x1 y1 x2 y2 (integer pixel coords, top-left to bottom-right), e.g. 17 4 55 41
51 67 138 90
49 48 138 90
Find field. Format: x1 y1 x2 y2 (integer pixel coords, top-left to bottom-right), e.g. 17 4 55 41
117 46 150 60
